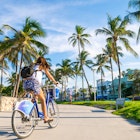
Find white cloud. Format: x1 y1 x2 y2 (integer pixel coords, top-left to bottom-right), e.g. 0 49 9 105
42 33 75 54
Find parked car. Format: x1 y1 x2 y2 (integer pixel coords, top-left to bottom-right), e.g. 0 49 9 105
133 96 140 101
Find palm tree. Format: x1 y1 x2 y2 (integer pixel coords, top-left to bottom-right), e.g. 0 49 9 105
102 41 115 95
127 0 140 43
72 62 81 100
78 50 93 99
0 28 20 62
0 28 5 92
56 59 74 100
94 54 110 99
68 25 91 91
0 59 8 90
2 17 48 97
6 73 16 96
95 15 138 98
68 25 91 54
102 41 124 96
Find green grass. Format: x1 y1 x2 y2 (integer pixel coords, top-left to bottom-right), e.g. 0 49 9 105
57 100 140 122
57 100 116 110
113 101 140 122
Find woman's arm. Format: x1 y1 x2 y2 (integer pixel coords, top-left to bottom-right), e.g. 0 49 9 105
45 68 58 85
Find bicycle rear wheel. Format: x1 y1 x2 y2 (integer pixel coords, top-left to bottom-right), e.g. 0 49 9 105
11 108 36 139
47 100 59 128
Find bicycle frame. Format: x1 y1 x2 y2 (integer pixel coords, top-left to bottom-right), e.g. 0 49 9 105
14 87 55 120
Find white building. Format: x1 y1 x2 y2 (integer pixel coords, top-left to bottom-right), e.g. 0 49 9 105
96 79 111 99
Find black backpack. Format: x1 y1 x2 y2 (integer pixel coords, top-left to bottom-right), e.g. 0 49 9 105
21 65 35 78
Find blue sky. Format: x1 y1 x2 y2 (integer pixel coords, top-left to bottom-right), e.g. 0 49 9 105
0 0 139 88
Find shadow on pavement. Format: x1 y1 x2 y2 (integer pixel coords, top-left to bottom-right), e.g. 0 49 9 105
91 110 105 112
0 130 18 140
124 117 140 126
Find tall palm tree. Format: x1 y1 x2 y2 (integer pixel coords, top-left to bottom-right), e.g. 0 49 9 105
0 61 8 93
95 15 138 98
68 25 91 54
0 59 8 89
2 17 48 97
68 25 91 91
0 28 4 92
5 49 20 97
78 50 93 99
6 72 16 96
0 28 20 62
94 54 110 99
56 59 74 99
127 0 140 43
102 41 115 95
72 62 81 100
102 41 124 95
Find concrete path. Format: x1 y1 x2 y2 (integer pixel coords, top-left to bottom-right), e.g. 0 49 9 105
0 104 140 140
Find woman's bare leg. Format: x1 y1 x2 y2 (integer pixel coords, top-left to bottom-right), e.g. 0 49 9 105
37 89 53 122
37 89 47 118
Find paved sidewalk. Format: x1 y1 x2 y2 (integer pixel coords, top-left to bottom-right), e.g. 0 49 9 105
0 104 140 140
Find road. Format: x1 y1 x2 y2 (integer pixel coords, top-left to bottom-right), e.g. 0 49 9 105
0 104 140 140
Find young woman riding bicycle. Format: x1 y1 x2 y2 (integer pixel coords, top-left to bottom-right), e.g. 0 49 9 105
23 57 58 123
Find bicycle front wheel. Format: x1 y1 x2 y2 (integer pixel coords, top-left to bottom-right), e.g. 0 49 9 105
47 100 59 128
11 108 36 139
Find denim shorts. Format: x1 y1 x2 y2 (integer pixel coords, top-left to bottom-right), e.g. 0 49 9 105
23 79 41 95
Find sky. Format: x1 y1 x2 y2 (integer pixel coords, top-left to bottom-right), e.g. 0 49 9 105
0 0 140 88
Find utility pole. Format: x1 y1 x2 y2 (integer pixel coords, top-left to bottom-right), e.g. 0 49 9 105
92 69 96 101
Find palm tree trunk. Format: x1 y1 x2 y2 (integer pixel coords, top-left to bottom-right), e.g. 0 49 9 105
101 72 104 99
82 72 85 100
75 75 78 101
1 68 3 87
82 67 92 100
15 49 24 97
78 41 84 99
110 57 115 95
0 70 1 93
117 51 121 98
12 59 18 97
61 81 64 101
78 41 81 56
1 60 4 88
113 41 121 98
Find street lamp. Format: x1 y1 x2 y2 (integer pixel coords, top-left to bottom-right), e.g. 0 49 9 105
92 68 96 101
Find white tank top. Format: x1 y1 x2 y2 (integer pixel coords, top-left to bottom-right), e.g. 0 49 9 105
31 65 44 85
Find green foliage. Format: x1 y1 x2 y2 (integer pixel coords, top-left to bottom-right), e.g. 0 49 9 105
113 101 140 122
1 86 12 96
1 81 23 97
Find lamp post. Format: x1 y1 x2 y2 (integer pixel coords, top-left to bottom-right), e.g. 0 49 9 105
92 69 96 101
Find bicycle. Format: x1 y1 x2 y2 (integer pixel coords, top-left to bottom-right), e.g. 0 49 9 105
11 85 59 139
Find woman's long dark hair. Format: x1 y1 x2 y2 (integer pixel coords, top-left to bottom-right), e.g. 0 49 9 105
36 57 50 69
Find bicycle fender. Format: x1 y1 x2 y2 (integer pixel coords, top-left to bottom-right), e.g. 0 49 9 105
14 100 34 116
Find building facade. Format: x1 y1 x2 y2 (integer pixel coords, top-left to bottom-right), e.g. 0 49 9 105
96 70 134 100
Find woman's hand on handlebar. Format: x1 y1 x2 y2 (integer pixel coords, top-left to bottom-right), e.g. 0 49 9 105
55 82 59 86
